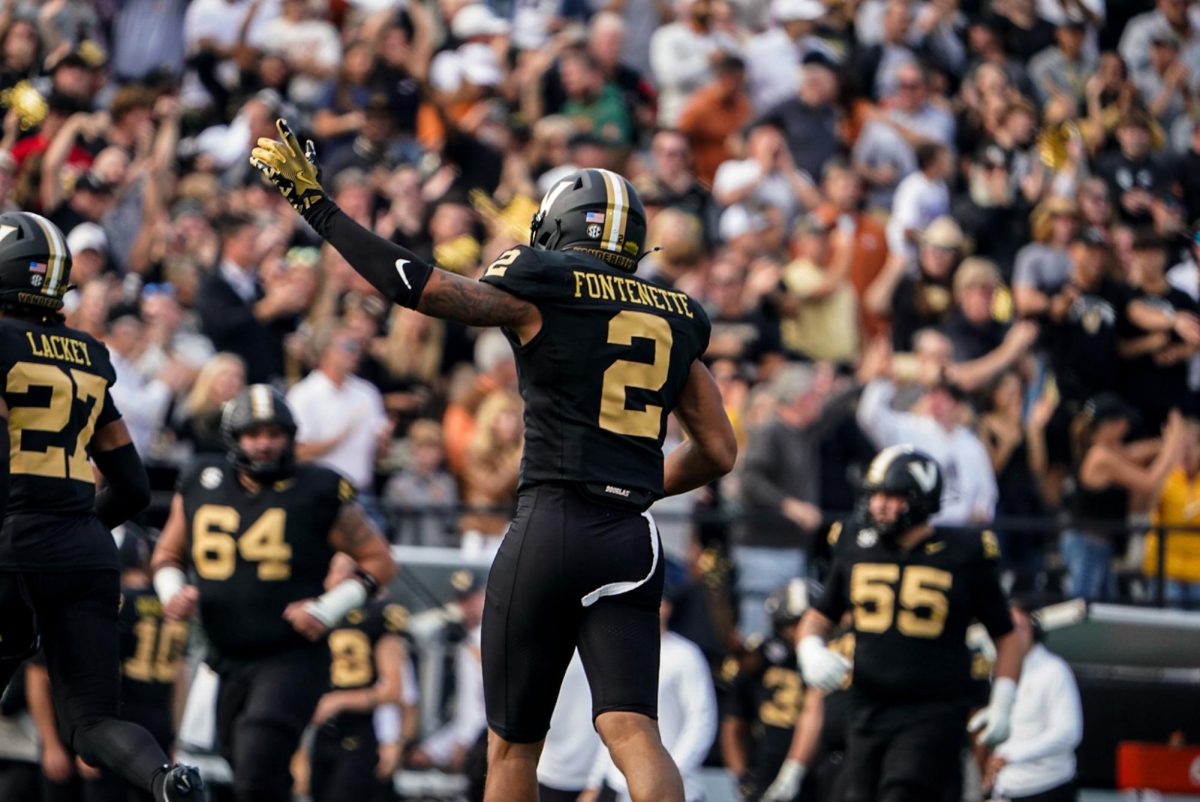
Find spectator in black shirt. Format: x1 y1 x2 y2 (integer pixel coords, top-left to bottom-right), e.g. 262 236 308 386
1117 232 1200 429
705 257 783 377
638 129 719 246
194 213 309 383
760 51 843 184
1180 122 1200 225
942 257 1008 362
1094 111 1174 226
1049 227 1200 406
865 215 964 351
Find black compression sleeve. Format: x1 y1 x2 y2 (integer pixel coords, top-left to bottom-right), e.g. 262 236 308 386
303 197 434 308
0 423 8 524
92 443 151 528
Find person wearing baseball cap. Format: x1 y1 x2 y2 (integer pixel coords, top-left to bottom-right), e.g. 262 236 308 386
742 0 833 112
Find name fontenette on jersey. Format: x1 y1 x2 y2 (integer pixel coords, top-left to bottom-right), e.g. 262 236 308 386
572 270 694 318
25 331 92 366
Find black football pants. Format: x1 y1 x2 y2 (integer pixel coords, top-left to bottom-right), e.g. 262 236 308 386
309 716 394 802
214 645 328 802
843 699 968 802
0 570 169 795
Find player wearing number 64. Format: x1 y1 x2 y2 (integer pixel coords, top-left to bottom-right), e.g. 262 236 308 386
150 384 396 802
250 119 738 802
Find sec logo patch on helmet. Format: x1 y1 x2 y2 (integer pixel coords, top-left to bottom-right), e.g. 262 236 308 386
587 223 602 239
200 467 223 489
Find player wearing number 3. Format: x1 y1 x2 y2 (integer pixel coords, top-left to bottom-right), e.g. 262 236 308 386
794 445 1021 802
150 385 395 802
250 120 737 802
0 211 204 800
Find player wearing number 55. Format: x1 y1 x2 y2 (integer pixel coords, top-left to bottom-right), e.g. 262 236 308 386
150 385 396 802
0 211 204 801
250 119 737 802
795 445 1022 802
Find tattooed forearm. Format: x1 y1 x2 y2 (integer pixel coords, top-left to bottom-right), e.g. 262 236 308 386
418 270 535 328
332 502 383 550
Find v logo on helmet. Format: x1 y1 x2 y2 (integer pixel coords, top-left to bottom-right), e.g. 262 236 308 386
908 461 938 493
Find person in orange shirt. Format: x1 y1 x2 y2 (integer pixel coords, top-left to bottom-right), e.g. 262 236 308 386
677 54 753 186
1144 418 1200 609
815 159 890 340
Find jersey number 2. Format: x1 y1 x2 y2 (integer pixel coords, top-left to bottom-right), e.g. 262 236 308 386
192 506 292 581
6 361 106 480
850 564 953 639
599 311 673 439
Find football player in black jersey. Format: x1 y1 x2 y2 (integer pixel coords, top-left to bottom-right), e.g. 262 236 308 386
86 524 191 802
721 579 813 801
251 122 737 802
309 552 411 802
795 446 1022 802
150 386 396 802
0 211 203 801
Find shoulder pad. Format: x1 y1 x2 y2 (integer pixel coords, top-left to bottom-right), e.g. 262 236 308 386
479 245 575 301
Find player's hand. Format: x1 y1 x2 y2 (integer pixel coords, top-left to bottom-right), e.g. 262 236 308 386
969 677 1016 747
283 599 331 641
798 636 850 692
41 742 74 783
762 759 806 801
376 742 403 780
249 119 325 215
576 790 600 802
163 586 199 621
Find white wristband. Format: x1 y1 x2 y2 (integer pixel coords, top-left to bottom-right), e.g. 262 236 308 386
374 703 402 745
303 578 368 627
153 566 187 605
798 635 827 663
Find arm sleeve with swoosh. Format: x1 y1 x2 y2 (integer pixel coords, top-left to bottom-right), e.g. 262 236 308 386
302 197 433 308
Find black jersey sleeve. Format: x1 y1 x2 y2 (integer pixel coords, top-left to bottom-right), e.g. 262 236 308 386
478 245 578 302
969 531 1014 640
813 556 849 623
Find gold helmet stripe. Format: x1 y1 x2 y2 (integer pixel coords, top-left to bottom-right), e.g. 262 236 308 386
597 169 627 252
26 213 68 295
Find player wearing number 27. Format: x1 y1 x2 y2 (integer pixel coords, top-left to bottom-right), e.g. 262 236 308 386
150 385 396 802
794 445 1021 802
0 211 203 801
250 120 737 802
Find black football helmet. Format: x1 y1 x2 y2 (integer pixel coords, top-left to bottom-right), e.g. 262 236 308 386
764 578 819 632
221 384 298 482
530 168 647 273
0 211 73 312
859 445 943 540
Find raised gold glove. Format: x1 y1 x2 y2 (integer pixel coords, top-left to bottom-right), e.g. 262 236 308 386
249 118 325 214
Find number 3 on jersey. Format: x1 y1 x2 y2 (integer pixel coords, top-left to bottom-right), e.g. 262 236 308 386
193 505 292 581
599 310 674 439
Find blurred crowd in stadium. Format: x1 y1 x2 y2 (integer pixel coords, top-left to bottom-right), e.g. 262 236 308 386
2 0 1200 619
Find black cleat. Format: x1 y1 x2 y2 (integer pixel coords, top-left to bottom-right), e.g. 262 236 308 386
159 763 204 801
